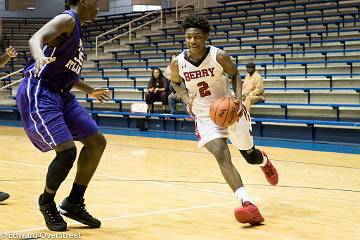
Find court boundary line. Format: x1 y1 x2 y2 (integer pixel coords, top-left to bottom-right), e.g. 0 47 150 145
0 160 235 196
0 159 239 235
0 200 238 235
105 142 360 169
2 159 359 193
1 127 358 169
1 125 359 154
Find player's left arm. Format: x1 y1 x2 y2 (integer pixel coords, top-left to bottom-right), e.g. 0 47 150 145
216 49 242 100
74 80 111 103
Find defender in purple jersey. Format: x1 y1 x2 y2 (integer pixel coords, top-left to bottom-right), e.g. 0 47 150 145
16 0 109 231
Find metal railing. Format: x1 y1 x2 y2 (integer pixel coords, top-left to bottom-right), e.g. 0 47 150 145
0 68 24 91
95 0 205 58
175 0 205 21
95 10 163 57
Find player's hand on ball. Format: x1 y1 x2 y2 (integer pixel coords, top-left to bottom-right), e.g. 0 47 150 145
5 46 17 58
234 98 244 118
34 56 56 77
90 89 111 103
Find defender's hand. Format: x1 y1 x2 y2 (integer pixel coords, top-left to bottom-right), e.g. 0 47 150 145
34 56 56 77
5 46 17 58
90 89 111 103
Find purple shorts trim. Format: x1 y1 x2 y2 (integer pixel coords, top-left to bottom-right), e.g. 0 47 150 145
16 78 99 152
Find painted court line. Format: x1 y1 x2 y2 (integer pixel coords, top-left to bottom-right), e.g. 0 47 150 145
1 160 46 170
1 200 238 235
101 200 238 221
1 160 234 197
95 173 234 196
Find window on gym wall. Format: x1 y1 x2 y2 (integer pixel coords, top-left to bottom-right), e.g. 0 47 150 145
5 0 35 10
132 0 161 12
98 0 109 11
64 0 109 11
133 5 161 11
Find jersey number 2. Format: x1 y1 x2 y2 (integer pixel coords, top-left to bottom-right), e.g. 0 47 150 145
197 81 211 97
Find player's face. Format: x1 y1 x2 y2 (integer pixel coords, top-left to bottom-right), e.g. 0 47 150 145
185 28 208 54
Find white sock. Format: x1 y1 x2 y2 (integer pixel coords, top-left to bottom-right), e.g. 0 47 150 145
260 153 268 167
235 187 252 204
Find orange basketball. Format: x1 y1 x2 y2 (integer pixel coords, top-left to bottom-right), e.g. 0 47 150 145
209 97 240 128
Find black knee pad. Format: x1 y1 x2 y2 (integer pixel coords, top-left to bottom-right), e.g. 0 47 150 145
240 146 263 165
46 147 77 191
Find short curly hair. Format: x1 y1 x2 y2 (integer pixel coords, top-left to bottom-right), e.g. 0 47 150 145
181 15 211 33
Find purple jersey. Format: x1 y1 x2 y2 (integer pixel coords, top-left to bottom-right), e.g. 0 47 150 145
16 10 99 152
23 10 84 92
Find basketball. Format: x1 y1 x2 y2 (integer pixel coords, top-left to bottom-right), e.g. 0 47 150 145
209 97 240 128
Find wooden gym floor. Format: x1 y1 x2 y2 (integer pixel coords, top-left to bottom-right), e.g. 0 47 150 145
0 126 359 240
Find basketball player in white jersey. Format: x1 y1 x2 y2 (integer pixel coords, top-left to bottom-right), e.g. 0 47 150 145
170 15 279 225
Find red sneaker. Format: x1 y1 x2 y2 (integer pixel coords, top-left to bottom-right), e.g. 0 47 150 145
234 201 264 226
260 151 279 186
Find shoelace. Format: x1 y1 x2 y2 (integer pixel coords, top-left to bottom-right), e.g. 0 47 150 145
78 204 94 219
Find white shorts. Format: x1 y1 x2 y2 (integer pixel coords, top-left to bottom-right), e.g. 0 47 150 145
195 108 254 150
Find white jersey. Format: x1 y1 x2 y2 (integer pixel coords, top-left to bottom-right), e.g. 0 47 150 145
177 45 232 117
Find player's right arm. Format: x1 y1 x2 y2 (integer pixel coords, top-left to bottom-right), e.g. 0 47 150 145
216 49 242 100
29 14 75 76
170 57 190 104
